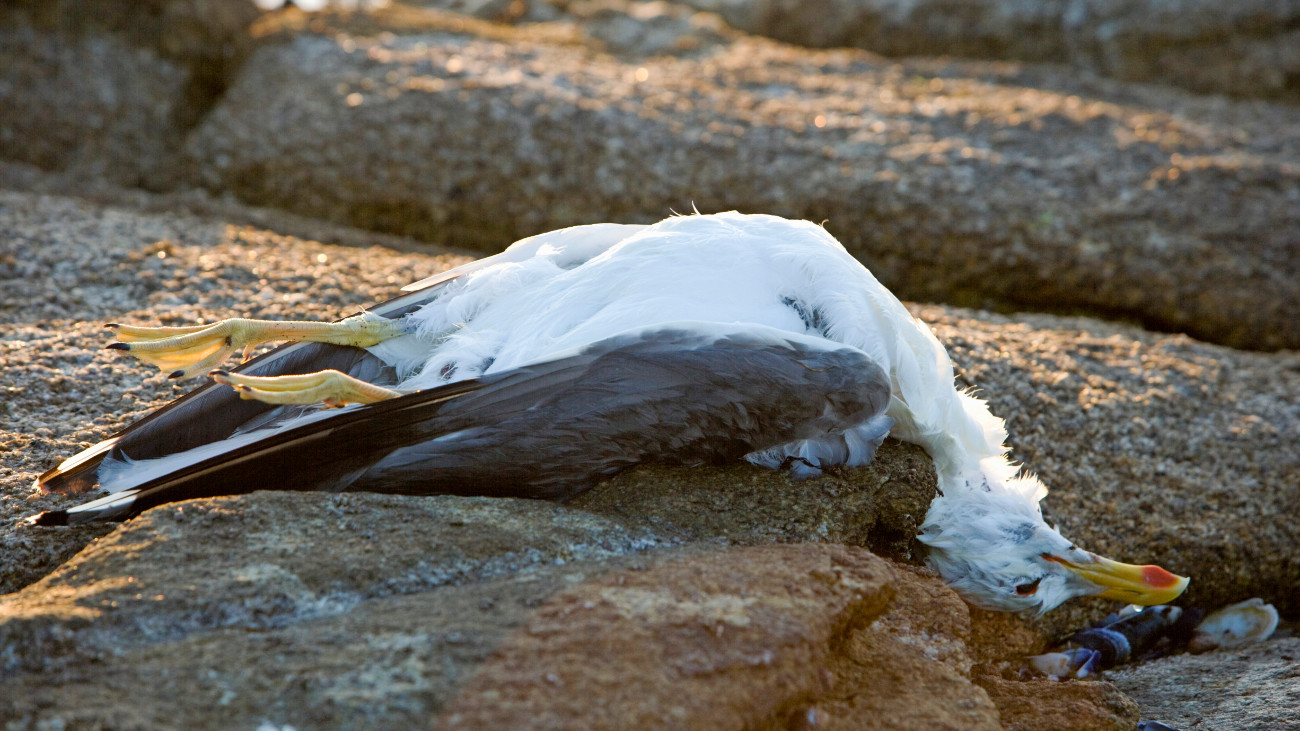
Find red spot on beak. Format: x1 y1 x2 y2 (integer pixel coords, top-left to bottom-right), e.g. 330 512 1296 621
1142 564 1181 588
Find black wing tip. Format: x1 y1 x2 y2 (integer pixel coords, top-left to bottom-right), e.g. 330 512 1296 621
35 467 83 497
36 465 63 490
29 510 69 527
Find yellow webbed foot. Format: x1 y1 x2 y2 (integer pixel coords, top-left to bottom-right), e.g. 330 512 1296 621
105 312 405 379
209 369 402 406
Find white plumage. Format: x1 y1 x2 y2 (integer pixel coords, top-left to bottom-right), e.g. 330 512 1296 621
383 214 1003 482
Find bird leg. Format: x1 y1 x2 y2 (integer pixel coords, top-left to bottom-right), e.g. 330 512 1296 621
106 311 405 379
210 369 402 406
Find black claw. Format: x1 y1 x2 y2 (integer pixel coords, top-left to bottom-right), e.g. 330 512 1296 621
106 342 130 350
104 323 120 329
168 370 186 379
209 369 229 378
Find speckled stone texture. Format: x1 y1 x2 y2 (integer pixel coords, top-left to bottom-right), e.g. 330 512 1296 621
677 0 1300 100
570 453 937 559
0 493 666 677
6 183 1293 624
181 5 1300 351
0 0 259 185
1109 636 1300 730
973 673 1141 731
0 185 473 594
0 28 187 186
0 497 912 728
805 565 1005 731
435 543 896 729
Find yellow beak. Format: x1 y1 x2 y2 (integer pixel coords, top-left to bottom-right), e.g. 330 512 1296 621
1045 552 1190 605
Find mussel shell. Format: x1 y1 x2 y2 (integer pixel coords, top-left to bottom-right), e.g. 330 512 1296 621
1189 598 1279 653
1105 604 1182 647
1066 605 1184 668
1067 627 1130 666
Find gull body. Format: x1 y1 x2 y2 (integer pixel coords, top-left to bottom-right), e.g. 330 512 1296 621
36 213 1188 613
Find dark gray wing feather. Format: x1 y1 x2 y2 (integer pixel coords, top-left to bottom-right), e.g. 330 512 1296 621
35 326 890 524
356 327 891 499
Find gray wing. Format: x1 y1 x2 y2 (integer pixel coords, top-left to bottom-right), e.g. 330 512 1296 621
348 324 892 499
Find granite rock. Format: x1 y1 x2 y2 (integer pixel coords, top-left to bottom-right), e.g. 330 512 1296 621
0 487 1099 730
0 185 475 595
435 542 896 729
1109 635 1300 731
807 565 1004 730
0 28 188 186
0 506 913 728
0 0 259 185
570 450 937 559
574 0 734 57
973 672 1141 731
0 491 664 677
680 0 1300 100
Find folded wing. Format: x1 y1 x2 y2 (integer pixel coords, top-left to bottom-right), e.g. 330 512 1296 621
34 324 891 525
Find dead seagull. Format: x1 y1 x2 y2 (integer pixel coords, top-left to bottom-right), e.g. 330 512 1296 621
31 212 1188 613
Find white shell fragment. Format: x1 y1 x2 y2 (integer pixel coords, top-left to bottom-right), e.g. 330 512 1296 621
1189 598 1279 653
1027 648 1100 679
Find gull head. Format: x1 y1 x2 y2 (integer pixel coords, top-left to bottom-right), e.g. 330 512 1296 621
919 478 1189 614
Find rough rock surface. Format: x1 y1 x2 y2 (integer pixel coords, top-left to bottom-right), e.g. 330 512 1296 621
0 502 908 728
0 492 666 676
810 565 1005 730
4 183 1295 624
0 0 259 185
1109 636 1300 730
680 0 1300 100
0 185 472 595
0 29 187 186
435 542 895 729
973 672 1141 731
183 5 1300 350
571 452 937 560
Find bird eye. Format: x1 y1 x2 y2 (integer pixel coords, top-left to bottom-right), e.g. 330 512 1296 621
1014 578 1042 596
